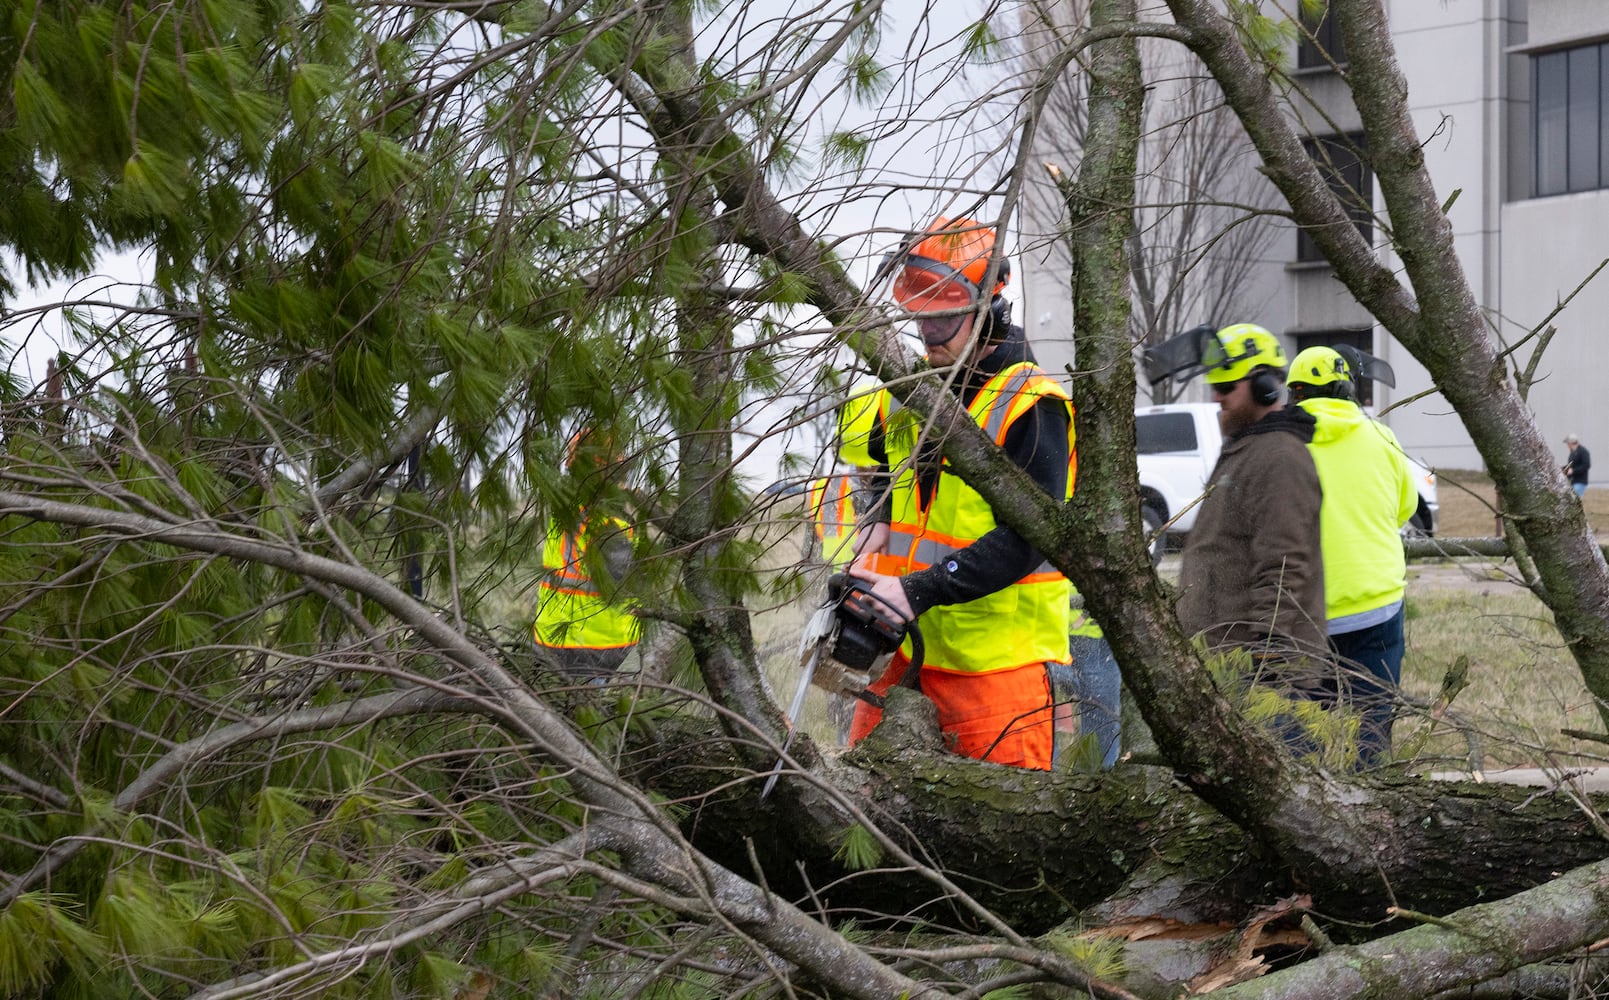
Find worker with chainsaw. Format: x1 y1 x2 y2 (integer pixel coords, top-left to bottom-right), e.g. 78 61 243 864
842 216 1074 770
532 427 641 681
1286 346 1418 766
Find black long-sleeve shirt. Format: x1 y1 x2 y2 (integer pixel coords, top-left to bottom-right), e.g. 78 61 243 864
861 327 1070 619
1567 445 1591 484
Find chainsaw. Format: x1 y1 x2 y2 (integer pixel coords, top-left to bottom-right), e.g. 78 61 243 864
760 574 923 799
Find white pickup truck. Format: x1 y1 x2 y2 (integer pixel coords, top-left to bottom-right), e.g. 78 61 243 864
1135 402 1438 561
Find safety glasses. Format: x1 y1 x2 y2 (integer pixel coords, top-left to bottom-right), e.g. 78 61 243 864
889 255 981 315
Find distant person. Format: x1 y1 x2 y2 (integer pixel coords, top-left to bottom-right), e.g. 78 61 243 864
1564 434 1591 497
533 429 640 681
1288 347 1418 767
843 216 1073 770
1050 594 1121 770
1176 324 1325 661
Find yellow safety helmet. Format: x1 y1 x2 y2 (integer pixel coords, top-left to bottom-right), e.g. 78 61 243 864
1286 346 1352 391
1202 323 1287 386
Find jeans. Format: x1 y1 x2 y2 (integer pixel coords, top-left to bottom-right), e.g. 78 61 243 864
1575 481 1588 497
1050 635 1122 770
1330 608 1406 768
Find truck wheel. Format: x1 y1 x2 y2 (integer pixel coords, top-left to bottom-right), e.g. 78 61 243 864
1141 504 1166 566
1402 499 1435 539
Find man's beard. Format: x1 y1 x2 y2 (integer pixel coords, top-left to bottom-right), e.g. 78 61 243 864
1219 405 1259 438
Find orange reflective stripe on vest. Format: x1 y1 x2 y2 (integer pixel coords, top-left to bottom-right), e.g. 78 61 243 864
809 474 858 568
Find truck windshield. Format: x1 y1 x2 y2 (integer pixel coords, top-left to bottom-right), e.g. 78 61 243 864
1136 413 1198 454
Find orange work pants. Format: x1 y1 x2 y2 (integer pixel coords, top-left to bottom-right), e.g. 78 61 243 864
848 654 1054 770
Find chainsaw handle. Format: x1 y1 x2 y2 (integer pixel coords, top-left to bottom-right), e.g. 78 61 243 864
826 572 924 691
897 623 924 689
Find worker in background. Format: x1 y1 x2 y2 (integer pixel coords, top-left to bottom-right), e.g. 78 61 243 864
1287 347 1417 767
816 385 883 739
1051 595 1120 770
843 216 1073 770
532 428 641 681
810 382 888 571
807 469 862 569
1176 325 1326 677
1563 433 1591 497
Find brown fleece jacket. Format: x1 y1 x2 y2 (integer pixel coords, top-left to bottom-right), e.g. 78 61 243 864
1175 407 1327 659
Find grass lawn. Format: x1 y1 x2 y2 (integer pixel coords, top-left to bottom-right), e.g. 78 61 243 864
1432 468 1609 537
1394 471 1606 771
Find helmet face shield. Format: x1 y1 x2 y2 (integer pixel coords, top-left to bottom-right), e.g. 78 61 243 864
1202 323 1286 384
890 256 981 315
1200 332 1237 382
916 314 970 348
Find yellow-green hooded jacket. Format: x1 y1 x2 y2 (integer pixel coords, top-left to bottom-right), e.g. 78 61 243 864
1297 396 1418 622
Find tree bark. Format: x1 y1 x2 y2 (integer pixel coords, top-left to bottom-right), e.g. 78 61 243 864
637 700 1609 935
1213 856 1609 999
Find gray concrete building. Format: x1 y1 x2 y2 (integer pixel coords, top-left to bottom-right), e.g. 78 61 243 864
1021 0 1609 473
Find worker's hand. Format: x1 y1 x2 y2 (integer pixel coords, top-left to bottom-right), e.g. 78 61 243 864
850 521 889 573
845 564 915 623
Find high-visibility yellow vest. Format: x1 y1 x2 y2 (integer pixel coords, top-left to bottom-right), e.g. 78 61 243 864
533 514 641 651
869 362 1075 674
838 382 884 467
809 474 858 568
1069 585 1103 639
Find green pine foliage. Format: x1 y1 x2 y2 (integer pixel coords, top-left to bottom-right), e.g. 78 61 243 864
962 20 1001 64
1040 924 1128 984
834 822 884 871
1225 0 1310 72
0 894 107 993
0 0 911 990
1201 645 1361 770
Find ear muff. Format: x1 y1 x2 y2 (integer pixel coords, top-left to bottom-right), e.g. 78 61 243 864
1292 379 1353 403
1249 368 1282 406
985 294 1013 340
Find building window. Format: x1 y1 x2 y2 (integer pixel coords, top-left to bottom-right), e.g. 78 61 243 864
1294 330 1376 407
1533 42 1609 197
1296 134 1372 263
1297 2 1347 70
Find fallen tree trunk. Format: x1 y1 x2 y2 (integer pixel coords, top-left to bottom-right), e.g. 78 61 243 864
1403 537 1609 561
1213 856 1609 999
634 691 1609 936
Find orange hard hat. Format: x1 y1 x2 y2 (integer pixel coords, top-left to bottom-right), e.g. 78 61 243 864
566 425 624 471
889 217 1010 314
